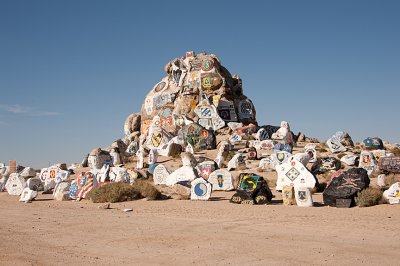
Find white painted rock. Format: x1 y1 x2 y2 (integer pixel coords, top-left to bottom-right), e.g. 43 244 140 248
294 186 313 207
270 151 292 169
185 143 194 154
271 121 292 145
109 167 130 183
110 149 121 165
291 153 310 167
372 149 386 162
227 153 246 171
148 149 158 165
55 170 70 184
229 133 242 144
304 144 317 163
26 177 43 191
227 122 243 131
153 164 170 185
326 136 346 153
166 166 197 186
208 169 234 191
256 128 269 141
136 146 145 169
377 174 386 187
97 164 110 183
53 182 71 201
214 155 224 168
19 187 38 203
20 167 36 178
340 154 358 166
259 140 275 150
191 178 212 200
276 159 316 191
259 157 273 171
358 151 377 175
383 182 400 204
5 173 26 196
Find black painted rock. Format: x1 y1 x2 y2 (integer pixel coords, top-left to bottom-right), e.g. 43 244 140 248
379 157 400 173
311 157 341 175
259 125 296 143
323 168 370 207
230 174 273 205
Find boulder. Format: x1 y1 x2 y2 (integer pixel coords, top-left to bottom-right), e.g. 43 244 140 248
191 178 212 200
326 136 346 153
208 169 234 191
196 161 217 180
153 164 170 185
323 168 370 207
20 167 36 178
311 157 341 175
19 187 38 203
227 153 246 171
340 154 358 166
271 121 294 145
124 113 141 136
294 187 313 207
358 151 377 175
5 173 25 195
282 185 296 206
270 151 292 169
166 166 197 186
276 160 316 191
53 182 71 201
383 182 400 204
88 148 112 170
379 157 400 173
363 137 384 150
158 182 191 200
231 173 273 205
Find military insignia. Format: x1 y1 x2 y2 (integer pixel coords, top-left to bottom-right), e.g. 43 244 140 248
49 169 56 179
238 174 260 191
154 81 166 92
151 132 163 148
202 77 212 89
201 129 209 139
201 60 214 71
285 167 300 181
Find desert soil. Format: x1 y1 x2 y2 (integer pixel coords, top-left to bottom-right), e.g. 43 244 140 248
1 190 399 266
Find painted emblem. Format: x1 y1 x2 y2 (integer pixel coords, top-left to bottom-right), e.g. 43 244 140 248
202 77 212 89
239 174 260 191
49 169 56 179
201 60 214 71
217 174 224 188
151 132 163 148
154 81 166 92
285 167 300 181
194 183 208 197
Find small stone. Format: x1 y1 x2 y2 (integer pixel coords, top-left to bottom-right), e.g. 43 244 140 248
123 208 133 212
98 203 111 209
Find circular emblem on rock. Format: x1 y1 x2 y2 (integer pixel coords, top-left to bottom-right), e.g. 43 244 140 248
154 81 166 92
194 183 207 196
201 130 209 139
201 60 214 71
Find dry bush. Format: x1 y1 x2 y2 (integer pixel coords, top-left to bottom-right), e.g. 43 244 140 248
133 180 162 200
355 187 383 207
89 182 141 203
364 146 379 151
337 153 346 159
317 148 328 153
389 147 400 156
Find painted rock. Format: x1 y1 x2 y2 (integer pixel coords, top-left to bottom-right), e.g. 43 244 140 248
372 150 386 162
276 160 316 191
282 185 296 206
340 154 358 166
291 153 310 167
208 169 234 191
379 157 400 173
191 178 212 200
383 182 400 204
217 99 238 122
248 147 257 160
255 128 269 141
326 136 346 153
323 168 370 207
181 123 216 151
19 187 38 203
153 164 170 185
5 173 26 196
304 144 317 163
259 157 273 171
166 166 197 186
358 151 377 175
294 186 313 207
227 153 246 171
231 174 273 205
311 157 341 175
109 167 130 183
196 161 217 180
270 151 292 169
377 174 386 187
363 137 384 150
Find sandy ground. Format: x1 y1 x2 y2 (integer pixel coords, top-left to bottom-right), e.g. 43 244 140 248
1 191 399 266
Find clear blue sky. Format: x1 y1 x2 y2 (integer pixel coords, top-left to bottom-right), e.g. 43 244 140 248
1 0 399 168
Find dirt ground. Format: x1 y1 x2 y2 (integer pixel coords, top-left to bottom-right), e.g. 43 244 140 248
1 190 399 266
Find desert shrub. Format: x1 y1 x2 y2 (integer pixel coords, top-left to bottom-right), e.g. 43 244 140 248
89 182 141 203
355 187 383 207
364 146 379 151
337 153 346 159
389 147 400 157
316 148 328 153
225 151 236 162
133 180 161 200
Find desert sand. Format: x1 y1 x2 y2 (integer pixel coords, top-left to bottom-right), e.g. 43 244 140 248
1 188 399 266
